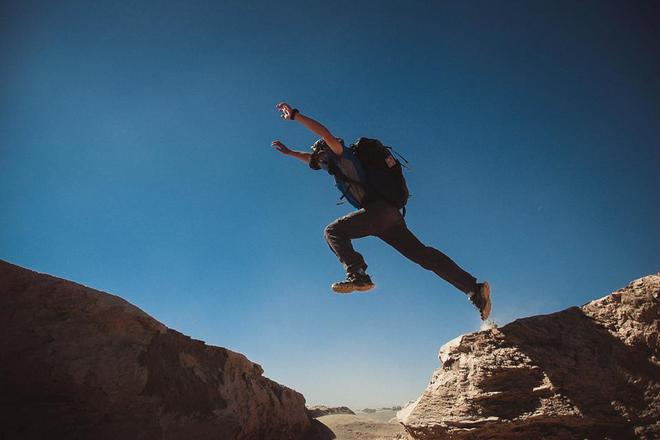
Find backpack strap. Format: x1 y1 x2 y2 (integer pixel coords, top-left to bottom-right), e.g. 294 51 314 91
327 160 366 188
336 184 352 205
327 160 374 207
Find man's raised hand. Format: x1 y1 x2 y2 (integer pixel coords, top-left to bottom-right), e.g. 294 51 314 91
276 102 295 120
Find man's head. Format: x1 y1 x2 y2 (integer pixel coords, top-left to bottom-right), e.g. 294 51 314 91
311 138 329 153
309 137 345 169
309 138 330 170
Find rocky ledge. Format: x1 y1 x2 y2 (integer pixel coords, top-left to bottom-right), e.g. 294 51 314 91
398 275 659 440
0 260 312 440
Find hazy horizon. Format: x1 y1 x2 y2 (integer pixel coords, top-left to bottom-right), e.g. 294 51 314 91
2 0 658 409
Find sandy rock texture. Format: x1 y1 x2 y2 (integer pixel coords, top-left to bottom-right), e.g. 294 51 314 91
398 275 659 440
307 405 356 418
0 260 311 440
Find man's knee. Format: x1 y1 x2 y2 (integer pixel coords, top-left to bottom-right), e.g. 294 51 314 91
324 218 348 242
324 222 338 242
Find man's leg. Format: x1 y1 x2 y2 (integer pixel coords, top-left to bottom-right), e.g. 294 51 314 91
379 219 478 294
324 200 401 274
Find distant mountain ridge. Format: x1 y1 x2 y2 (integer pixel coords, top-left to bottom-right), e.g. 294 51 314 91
0 260 312 440
398 274 660 440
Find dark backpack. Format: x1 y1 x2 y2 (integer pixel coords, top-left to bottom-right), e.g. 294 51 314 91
349 137 410 209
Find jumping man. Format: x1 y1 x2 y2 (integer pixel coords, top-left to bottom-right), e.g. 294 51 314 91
271 102 492 320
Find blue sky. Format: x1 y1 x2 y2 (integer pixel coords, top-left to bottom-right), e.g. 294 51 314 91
1 0 658 408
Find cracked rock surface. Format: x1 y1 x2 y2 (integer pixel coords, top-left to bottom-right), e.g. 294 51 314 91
398 275 659 440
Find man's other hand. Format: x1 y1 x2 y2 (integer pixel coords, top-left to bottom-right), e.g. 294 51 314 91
271 140 291 155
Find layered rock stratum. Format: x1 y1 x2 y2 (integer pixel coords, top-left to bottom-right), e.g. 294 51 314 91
0 260 312 440
398 275 659 440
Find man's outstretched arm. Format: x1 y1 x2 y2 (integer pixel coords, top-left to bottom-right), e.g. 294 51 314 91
271 140 312 164
275 102 343 155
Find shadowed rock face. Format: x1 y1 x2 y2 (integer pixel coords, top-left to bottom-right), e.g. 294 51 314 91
398 275 660 440
0 260 312 440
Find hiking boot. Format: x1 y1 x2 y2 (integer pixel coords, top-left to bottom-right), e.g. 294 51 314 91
331 272 375 294
468 281 492 320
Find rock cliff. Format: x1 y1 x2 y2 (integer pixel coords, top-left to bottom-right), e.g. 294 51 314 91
0 260 312 440
398 275 659 440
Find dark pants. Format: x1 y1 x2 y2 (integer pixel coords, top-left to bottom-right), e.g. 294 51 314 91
324 199 477 294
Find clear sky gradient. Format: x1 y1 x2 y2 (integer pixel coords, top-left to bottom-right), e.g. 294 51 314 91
2 0 659 408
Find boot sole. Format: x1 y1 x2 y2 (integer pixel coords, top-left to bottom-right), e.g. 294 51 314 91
331 283 375 294
481 281 492 320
